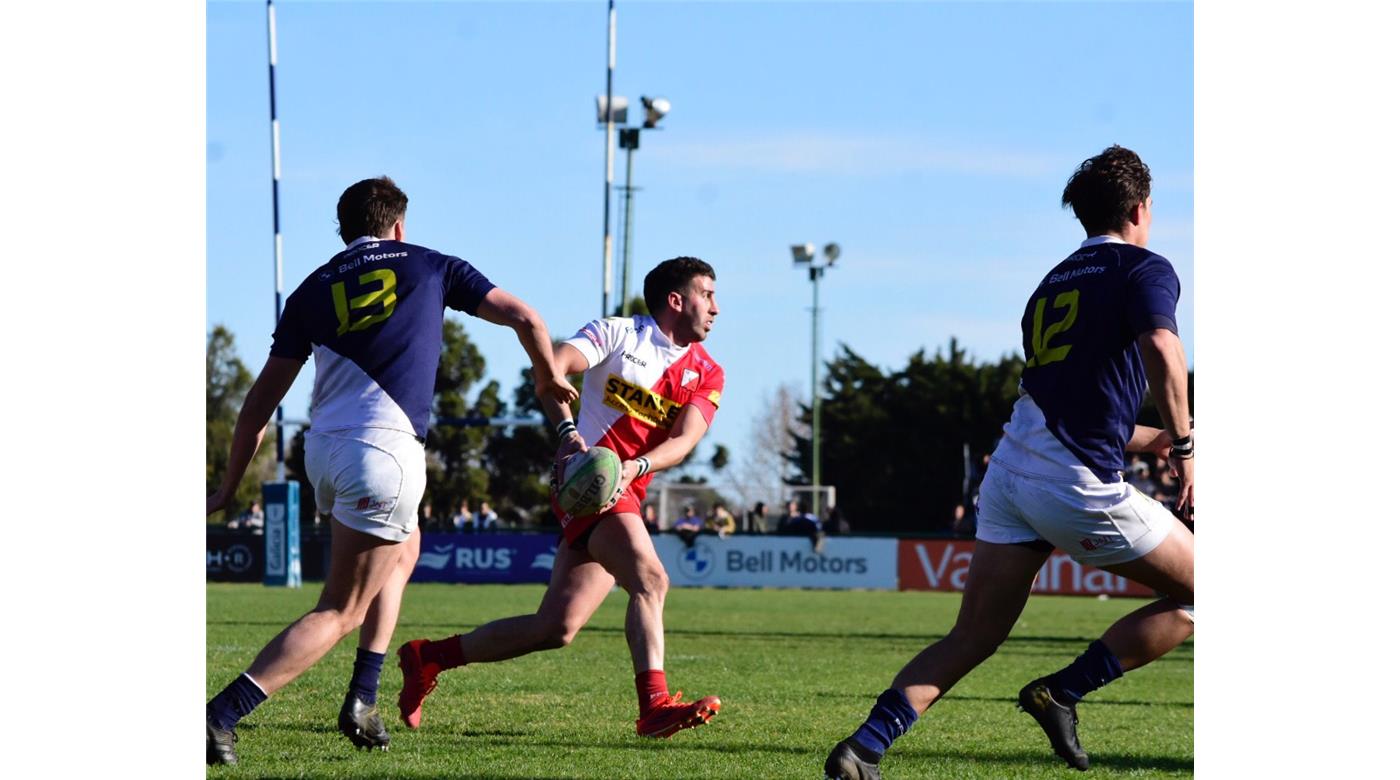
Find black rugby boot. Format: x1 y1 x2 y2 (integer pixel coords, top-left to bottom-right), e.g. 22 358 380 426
206 718 238 766
339 692 390 751
824 738 883 780
1018 677 1090 771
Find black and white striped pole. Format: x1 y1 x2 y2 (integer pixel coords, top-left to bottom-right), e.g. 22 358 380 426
267 0 286 482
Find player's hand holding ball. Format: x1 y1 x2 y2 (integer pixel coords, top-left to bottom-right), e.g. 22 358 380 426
556 446 624 517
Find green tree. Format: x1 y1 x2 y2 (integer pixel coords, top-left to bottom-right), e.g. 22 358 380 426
791 338 1023 534
423 318 495 526
206 325 275 524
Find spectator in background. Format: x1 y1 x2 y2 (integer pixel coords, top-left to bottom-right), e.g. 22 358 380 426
706 504 736 538
420 500 439 532
642 504 661 535
673 505 703 548
747 501 770 533
228 501 265 534
824 505 850 536
1127 455 1155 494
473 501 499 532
782 500 825 552
451 499 473 534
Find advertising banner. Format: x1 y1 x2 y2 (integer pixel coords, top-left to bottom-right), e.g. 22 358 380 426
653 535 898 590
897 539 1155 597
207 535 264 583
410 533 559 584
262 481 302 587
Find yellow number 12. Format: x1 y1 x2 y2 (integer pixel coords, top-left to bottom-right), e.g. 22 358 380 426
1027 288 1079 368
332 269 398 336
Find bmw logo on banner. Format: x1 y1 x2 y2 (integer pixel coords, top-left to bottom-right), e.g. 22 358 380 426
677 542 715 580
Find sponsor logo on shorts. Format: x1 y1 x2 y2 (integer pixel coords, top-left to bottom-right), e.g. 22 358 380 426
1079 535 1114 552
604 373 683 428
355 496 393 512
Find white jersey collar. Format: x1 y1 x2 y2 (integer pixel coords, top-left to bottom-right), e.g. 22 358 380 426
347 235 391 249
1080 234 1128 248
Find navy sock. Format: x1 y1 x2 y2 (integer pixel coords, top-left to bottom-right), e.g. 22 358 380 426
850 688 919 760
349 648 387 704
1047 639 1124 704
207 673 268 730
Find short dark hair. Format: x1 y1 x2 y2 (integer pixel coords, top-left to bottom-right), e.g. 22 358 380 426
643 256 715 315
1061 145 1151 236
336 176 408 243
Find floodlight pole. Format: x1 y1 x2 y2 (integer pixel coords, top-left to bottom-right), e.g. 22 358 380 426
600 0 617 318
619 128 639 316
266 0 285 481
809 265 823 503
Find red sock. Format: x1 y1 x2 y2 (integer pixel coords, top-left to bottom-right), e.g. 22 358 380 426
422 636 466 670
636 669 669 714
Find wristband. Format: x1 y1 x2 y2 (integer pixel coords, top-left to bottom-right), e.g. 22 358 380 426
634 456 651 477
1170 434 1194 459
555 419 578 443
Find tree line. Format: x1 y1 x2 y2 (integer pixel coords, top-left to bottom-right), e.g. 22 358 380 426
209 325 1191 536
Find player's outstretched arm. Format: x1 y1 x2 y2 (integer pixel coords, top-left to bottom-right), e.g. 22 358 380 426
614 405 711 493
476 288 578 408
206 356 303 515
1138 327 1194 512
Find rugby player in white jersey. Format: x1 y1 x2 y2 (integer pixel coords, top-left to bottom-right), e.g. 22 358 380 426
398 257 727 742
204 177 577 765
825 146 1195 779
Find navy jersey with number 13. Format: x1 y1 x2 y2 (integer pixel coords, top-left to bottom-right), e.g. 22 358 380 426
1010 237 1180 483
270 238 496 439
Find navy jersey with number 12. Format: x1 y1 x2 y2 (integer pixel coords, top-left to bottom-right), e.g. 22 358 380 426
994 236 1180 484
269 237 496 439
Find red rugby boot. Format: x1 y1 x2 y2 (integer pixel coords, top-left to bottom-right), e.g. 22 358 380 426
396 639 442 729
635 691 722 738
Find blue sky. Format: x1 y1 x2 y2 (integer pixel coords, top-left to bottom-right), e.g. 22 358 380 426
207 0 1193 472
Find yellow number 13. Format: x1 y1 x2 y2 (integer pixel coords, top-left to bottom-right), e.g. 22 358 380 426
332 269 398 336
1027 288 1079 368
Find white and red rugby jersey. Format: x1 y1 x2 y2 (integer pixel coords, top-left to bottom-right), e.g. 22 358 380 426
563 314 724 495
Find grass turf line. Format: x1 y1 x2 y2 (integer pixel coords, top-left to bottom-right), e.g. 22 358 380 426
208 583 1192 778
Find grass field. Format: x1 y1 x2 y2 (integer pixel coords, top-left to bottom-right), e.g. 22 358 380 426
207 583 1192 778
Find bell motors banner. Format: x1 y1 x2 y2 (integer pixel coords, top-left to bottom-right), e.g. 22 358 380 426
653 535 898 590
897 539 1155 597
410 533 559 584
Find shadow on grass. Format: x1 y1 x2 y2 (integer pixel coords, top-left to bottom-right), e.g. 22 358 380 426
805 689 1193 709
209 618 1193 658
894 746 1194 774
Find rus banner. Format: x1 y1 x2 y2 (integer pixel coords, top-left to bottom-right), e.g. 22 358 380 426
410 533 560 585
897 539 1155 597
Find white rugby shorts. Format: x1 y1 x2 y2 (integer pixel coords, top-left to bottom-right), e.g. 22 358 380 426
976 459 1173 566
304 427 426 542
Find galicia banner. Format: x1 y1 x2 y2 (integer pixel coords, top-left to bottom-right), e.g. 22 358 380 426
410 533 560 584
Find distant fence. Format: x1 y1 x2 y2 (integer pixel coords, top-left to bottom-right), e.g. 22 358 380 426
208 528 1151 597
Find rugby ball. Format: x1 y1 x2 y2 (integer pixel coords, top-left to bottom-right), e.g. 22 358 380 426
558 447 623 517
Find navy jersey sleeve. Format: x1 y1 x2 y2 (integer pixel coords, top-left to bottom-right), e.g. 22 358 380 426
269 287 314 363
1124 254 1180 335
442 256 496 316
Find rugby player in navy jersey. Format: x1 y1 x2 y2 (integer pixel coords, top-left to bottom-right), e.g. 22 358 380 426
825 146 1194 779
204 177 577 765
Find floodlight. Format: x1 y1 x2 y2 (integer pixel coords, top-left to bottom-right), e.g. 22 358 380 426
823 243 841 264
595 95 629 125
641 95 671 128
791 243 816 265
